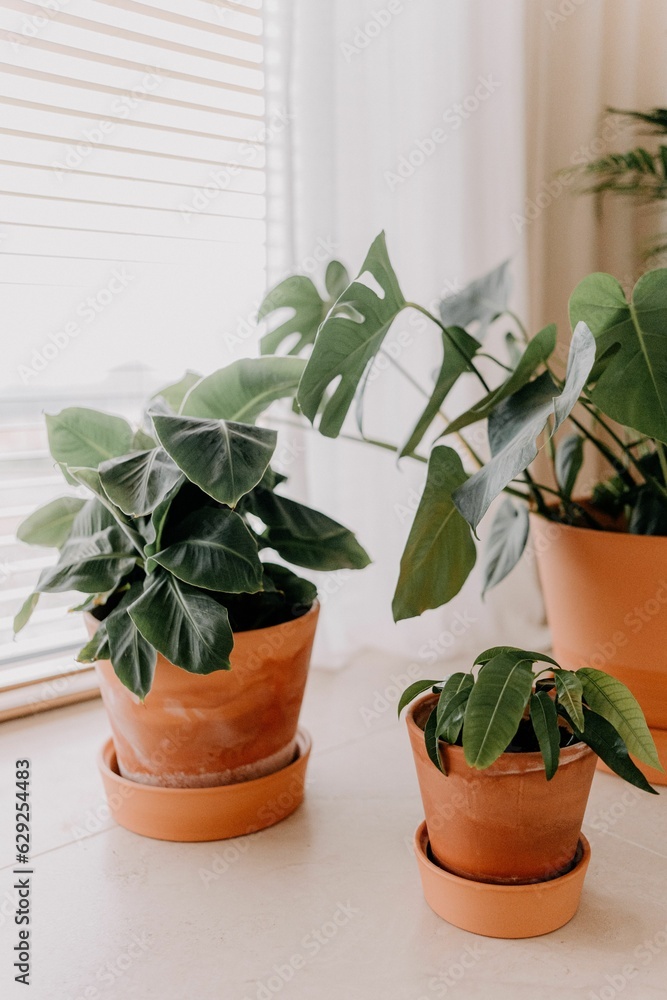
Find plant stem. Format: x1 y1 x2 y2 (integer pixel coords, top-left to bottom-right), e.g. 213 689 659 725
523 480 605 529
268 415 428 463
477 352 513 373
405 301 492 392
505 309 531 345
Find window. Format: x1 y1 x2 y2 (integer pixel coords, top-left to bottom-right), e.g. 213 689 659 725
0 0 268 718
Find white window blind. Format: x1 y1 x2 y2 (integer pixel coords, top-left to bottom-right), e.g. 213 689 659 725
0 0 269 716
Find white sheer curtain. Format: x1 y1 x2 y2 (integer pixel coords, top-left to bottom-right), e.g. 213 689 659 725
264 0 667 668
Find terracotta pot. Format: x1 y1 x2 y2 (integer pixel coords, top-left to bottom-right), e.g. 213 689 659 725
406 694 597 885
413 822 591 938
89 602 319 789
531 512 667 781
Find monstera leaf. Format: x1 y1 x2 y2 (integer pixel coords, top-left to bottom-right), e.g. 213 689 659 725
392 446 476 620
569 269 667 441
259 259 350 356
297 232 407 437
181 357 306 422
453 323 596 531
439 259 511 339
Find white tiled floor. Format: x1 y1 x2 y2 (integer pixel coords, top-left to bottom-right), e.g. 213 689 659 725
2 650 667 1000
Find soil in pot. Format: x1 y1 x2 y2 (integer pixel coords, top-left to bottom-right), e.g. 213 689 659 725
406 693 597 885
90 602 319 789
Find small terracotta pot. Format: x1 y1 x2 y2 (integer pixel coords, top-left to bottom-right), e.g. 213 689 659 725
89 602 318 789
531 512 667 783
413 822 591 938
406 694 597 885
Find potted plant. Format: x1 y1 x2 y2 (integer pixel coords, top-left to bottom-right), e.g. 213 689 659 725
398 645 659 937
259 233 667 783
14 357 369 840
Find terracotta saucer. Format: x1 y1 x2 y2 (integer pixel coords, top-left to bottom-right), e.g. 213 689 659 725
98 728 312 842
413 822 591 938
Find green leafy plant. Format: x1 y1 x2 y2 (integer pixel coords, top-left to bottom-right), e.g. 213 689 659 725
259 232 667 620
398 647 662 792
571 107 667 259
15 357 369 699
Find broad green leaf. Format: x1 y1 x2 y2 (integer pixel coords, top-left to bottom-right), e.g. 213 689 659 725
482 497 529 595
297 232 406 437
151 507 262 593
397 678 439 717
569 269 667 441
153 412 276 507
99 448 181 517
36 526 136 594
424 706 444 772
436 672 474 730
13 592 39 634
152 371 201 412
530 691 560 780
181 357 306 422
132 427 156 450
554 670 585 730
564 707 657 794
76 623 110 663
106 607 157 699
444 324 557 435
392 446 476 621
246 489 370 571
142 477 185 559
475 646 559 668
68 467 145 554
16 496 85 549
439 259 511 339
46 408 133 469
259 260 350 356
453 323 596 530
129 570 233 674
399 326 480 457
436 674 474 745
577 666 662 769
463 653 535 769
555 433 585 499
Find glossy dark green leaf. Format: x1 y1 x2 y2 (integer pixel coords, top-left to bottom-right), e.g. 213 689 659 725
482 497 529 595
36 526 136 594
555 433 585 499
151 507 262 593
397 678 440 717
99 448 182 517
259 261 350 356
439 259 511 339
463 653 535 769
392 446 476 621
153 412 276 507
436 675 474 745
106 607 157 699
129 570 233 674
569 269 667 441
46 407 133 469
68 467 145 554
453 323 596 530
444 324 557 435
399 327 480 457
553 669 585 730
76 622 110 663
474 646 559 668
577 666 662 769
424 706 445 773
16 496 85 549
181 357 306 422
297 232 406 437
565 707 658 794
246 489 370 571
530 691 560 780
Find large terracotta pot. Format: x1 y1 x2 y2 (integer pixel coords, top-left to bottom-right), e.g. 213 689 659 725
89 602 319 789
531 513 667 783
407 694 597 885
